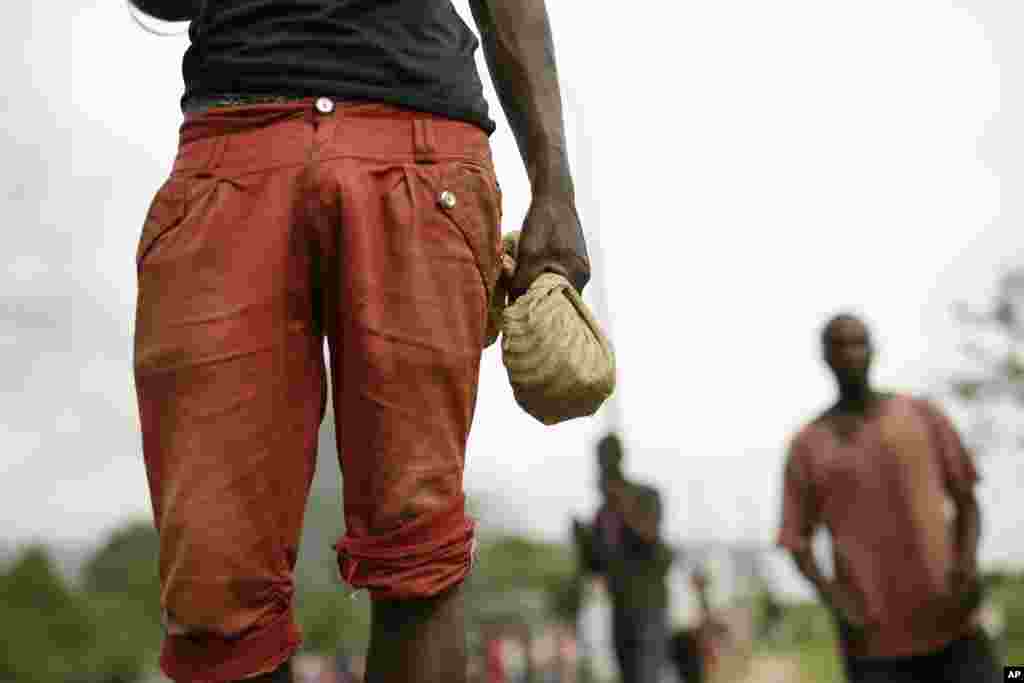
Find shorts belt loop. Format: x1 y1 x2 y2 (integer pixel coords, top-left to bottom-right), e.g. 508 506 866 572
204 135 228 173
316 116 338 149
413 118 436 162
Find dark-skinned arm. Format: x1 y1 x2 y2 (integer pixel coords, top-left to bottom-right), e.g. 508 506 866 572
789 548 833 609
952 488 980 578
948 486 983 622
571 517 601 576
779 444 869 627
467 0 590 296
919 399 983 603
928 402 981 585
789 547 869 627
938 487 985 630
129 0 199 22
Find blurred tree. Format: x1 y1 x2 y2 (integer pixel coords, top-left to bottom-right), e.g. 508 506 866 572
79 521 163 682
468 535 575 596
950 267 1024 454
82 521 160 614
0 545 96 683
547 572 584 623
296 490 345 593
295 588 371 655
294 488 373 655
463 533 577 637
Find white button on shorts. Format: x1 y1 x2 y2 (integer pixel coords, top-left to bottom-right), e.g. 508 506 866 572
315 97 335 114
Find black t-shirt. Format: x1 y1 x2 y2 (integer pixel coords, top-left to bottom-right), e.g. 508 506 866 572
181 1 495 134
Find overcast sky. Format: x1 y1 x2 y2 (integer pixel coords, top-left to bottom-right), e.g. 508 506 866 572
4 1 1021 598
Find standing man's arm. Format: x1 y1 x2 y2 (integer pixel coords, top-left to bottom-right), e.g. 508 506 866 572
467 0 590 296
128 0 200 22
693 571 711 621
572 517 602 575
789 546 855 618
919 401 982 593
777 443 868 626
950 487 981 589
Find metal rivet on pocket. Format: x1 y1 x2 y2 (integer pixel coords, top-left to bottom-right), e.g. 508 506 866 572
439 190 457 209
315 96 335 114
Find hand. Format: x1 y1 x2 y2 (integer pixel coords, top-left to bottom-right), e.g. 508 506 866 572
948 555 978 594
823 583 870 630
509 194 590 299
947 560 983 617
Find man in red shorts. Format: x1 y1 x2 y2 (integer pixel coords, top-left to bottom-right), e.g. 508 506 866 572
777 314 1000 682
128 1 589 681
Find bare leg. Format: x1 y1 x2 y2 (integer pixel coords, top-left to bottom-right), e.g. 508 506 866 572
365 584 467 683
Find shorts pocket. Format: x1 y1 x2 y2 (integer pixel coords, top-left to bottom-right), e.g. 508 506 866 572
136 175 188 272
425 160 503 304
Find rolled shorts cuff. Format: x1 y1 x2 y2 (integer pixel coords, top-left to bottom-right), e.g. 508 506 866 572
160 609 302 683
335 497 476 601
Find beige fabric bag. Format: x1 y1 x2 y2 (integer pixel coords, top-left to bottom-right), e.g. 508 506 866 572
489 231 616 425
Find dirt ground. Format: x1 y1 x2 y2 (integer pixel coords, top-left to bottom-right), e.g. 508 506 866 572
736 654 802 683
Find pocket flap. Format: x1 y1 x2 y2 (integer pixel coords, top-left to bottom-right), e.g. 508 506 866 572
136 176 187 268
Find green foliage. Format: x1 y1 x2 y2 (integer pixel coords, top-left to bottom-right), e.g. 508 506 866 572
295 588 371 655
82 522 159 593
79 591 162 682
0 546 97 683
465 534 577 624
990 572 1024 642
296 491 345 594
80 521 163 681
290 488 371 656
547 572 583 623
469 535 575 595
753 600 843 683
0 525 166 683
951 267 1024 452
82 521 161 620
794 642 843 683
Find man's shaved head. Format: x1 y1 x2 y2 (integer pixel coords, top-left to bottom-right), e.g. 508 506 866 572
597 433 624 476
597 433 625 501
821 313 869 347
821 313 873 387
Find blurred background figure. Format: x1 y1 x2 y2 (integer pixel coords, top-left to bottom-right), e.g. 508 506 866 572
331 647 356 683
573 433 674 682
667 567 733 683
554 621 579 683
291 655 326 683
667 569 707 683
776 313 1002 682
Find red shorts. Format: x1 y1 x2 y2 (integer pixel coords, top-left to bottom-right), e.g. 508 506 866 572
133 99 502 681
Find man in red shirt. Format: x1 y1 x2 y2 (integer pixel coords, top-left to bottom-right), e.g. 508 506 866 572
777 313 1000 682
128 1 588 682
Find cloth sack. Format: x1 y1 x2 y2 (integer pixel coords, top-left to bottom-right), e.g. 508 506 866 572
489 231 616 425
